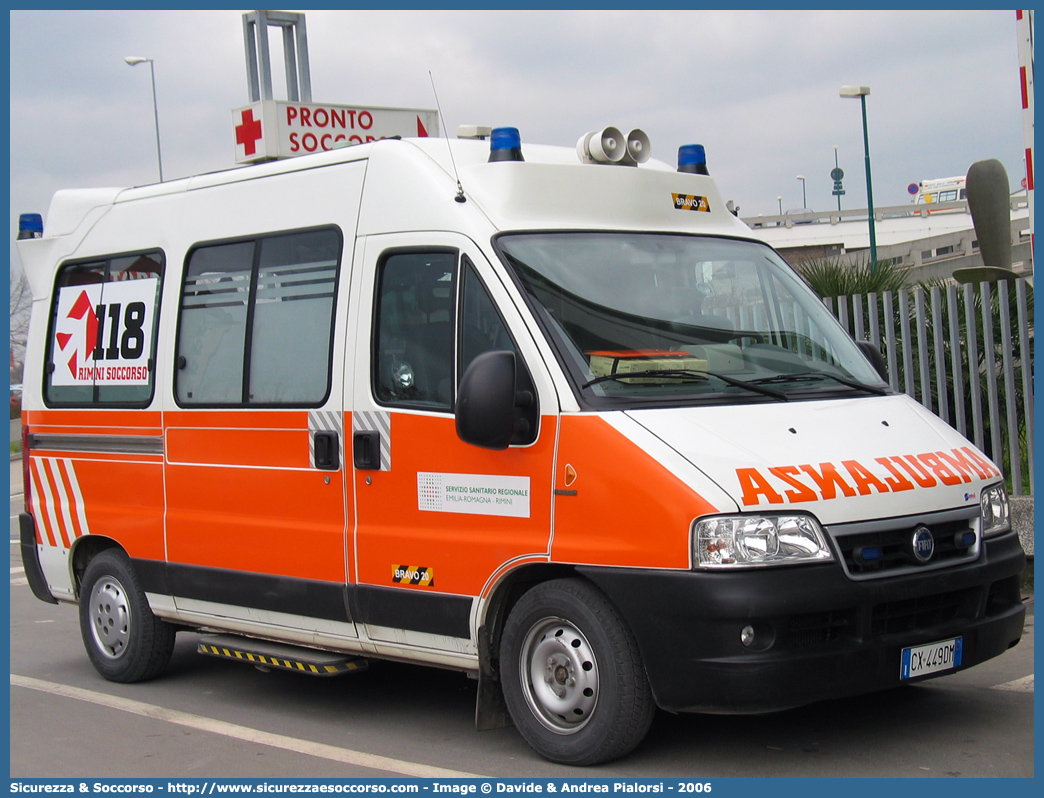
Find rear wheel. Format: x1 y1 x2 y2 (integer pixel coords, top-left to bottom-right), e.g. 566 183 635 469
78 549 176 683
499 578 654 765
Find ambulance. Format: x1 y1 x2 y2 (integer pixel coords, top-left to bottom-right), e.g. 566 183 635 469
16 126 1026 766
911 175 967 213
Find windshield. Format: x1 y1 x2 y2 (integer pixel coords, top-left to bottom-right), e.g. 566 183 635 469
497 232 887 408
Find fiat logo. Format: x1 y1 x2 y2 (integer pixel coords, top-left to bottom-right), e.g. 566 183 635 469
912 526 935 563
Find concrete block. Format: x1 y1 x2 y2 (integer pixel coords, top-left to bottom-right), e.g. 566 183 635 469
1010 495 1034 557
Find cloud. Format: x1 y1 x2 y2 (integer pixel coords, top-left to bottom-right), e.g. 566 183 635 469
9 8 1027 253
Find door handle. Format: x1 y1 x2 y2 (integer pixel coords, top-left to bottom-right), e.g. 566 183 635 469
353 431 381 470
313 431 340 471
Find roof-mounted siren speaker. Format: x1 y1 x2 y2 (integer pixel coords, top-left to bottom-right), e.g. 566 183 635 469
577 127 627 164
620 129 650 166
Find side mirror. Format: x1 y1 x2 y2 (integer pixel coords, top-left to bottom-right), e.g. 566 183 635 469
456 351 516 450
855 340 889 383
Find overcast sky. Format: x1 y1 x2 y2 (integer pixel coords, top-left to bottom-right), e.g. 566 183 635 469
8 9 1029 277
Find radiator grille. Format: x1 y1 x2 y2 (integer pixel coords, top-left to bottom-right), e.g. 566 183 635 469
828 508 980 579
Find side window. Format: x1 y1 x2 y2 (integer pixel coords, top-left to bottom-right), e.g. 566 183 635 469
460 259 515 374
251 231 340 403
176 242 251 403
45 251 164 407
175 227 340 406
460 260 538 445
372 250 538 442
373 251 457 410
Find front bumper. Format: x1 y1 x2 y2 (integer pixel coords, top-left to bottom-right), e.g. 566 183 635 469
578 530 1026 713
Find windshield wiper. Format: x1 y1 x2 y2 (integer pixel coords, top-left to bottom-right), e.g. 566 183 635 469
582 369 789 400
750 371 889 396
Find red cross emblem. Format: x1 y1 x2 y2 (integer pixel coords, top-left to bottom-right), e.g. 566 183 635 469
236 109 264 156
55 289 98 379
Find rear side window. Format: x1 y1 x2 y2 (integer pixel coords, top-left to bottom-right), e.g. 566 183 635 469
175 227 341 406
45 251 165 407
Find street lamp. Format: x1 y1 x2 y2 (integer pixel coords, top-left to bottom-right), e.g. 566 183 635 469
796 175 807 210
125 56 163 182
777 196 783 215
840 85 877 265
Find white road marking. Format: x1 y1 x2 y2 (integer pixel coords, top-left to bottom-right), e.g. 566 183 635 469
991 674 1034 693
10 674 483 777
11 566 24 574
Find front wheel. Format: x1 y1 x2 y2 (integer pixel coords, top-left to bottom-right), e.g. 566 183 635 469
78 549 176 683
499 578 655 765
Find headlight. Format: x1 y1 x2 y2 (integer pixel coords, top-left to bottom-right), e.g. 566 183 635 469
693 514 833 568
980 483 1011 538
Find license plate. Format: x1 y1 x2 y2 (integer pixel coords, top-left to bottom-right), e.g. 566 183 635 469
901 636 963 679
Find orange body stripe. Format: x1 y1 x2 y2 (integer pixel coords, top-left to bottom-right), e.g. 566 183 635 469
166 427 309 469
25 409 162 430
29 462 57 548
40 460 72 549
552 415 717 569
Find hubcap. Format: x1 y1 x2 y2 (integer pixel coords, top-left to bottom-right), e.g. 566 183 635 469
88 576 131 660
520 617 598 734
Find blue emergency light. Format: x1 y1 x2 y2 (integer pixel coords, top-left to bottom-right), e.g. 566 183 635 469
854 545 884 564
678 144 709 175
489 127 524 162
18 213 43 240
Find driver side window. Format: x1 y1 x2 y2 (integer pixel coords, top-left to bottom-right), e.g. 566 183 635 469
373 250 457 410
372 250 536 443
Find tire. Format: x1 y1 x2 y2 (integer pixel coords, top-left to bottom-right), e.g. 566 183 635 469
78 549 176 683
499 578 655 765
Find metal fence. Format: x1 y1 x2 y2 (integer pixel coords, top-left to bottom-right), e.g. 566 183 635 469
824 278 1034 496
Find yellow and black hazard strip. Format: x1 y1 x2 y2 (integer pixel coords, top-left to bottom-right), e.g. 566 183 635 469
671 193 710 212
392 564 434 587
197 635 367 677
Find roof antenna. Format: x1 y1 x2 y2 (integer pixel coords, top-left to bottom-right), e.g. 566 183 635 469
429 71 466 203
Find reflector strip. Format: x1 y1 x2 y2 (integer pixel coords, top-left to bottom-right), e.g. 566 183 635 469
197 642 367 676
28 457 91 550
28 463 54 548
40 460 70 549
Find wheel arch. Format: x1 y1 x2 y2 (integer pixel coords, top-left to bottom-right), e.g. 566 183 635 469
478 562 580 679
69 535 124 600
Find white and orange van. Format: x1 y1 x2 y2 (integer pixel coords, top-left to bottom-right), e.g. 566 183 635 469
17 127 1026 765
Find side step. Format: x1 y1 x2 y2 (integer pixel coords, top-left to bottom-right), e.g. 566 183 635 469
197 634 368 677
